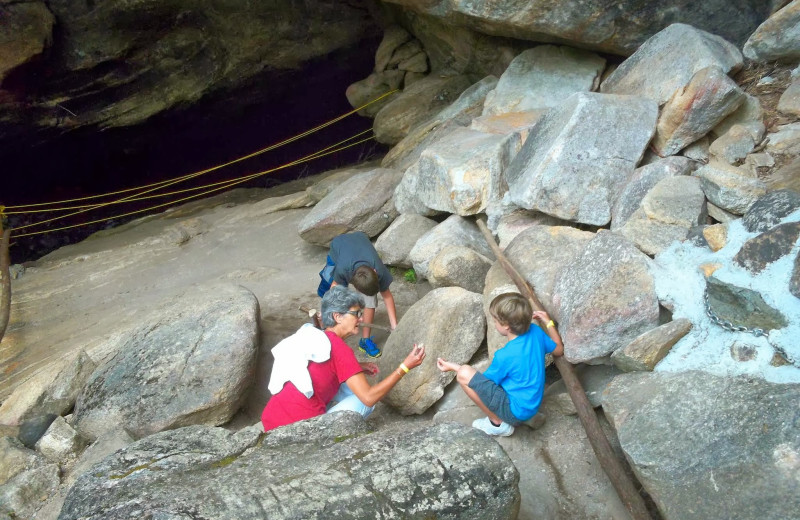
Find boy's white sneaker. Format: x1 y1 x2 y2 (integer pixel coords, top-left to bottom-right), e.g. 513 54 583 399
472 417 515 437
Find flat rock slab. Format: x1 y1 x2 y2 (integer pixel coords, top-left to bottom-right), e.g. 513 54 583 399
603 371 800 520
504 92 657 226
73 283 260 440
59 415 520 520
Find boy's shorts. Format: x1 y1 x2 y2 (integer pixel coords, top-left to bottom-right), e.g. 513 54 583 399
468 372 523 426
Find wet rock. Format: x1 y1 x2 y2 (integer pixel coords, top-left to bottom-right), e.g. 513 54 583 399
611 318 692 372
505 92 657 226
705 276 787 332
378 287 485 414
603 371 800 520
482 45 605 116
741 189 800 233
733 221 800 274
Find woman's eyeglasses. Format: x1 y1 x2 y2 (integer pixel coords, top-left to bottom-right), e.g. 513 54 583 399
344 310 363 318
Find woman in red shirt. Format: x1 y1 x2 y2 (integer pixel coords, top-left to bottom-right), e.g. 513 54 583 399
262 286 425 431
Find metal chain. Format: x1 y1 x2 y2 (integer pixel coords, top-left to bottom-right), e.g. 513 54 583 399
703 289 797 366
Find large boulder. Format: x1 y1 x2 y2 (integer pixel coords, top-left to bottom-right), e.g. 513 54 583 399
603 371 800 520
374 213 438 268
72 283 259 440
383 1 778 56
409 215 495 280
298 167 405 246
743 0 800 61
481 45 605 115
552 231 660 363
0 436 59 520
504 92 657 226
378 287 485 414
374 74 473 144
394 127 520 215
0 1 55 83
600 23 743 105
695 161 767 215
59 415 520 520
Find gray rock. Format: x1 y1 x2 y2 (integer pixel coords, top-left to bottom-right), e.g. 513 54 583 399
618 208 694 256
610 318 692 372
705 276 788 331
409 215 495 280
482 45 605 116
743 0 800 61
0 457 60 520
374 74 473 144
778 76 800 117
730 341 759 362
641 175 707 228
505 92 657 226
374 214 438 268
305 164 375 203
0 350 96 446
397 51 429 73
652 67 744 156
374 25 413 73
469 110 545 142
600 23 743 105
73 284 260 440
387 40 424 69
552 231 660 363
378 287 485 414
766 122 800 156
298 167 404 246
494 209 568 248
791 252 800 299
711 93 764 139
0 436 41 485
603 371 800 520
709 122 766 165
681 136 710 163
695 161 767 214
345 70 406 117
543 364 625 408
707 202 739 223
34 416 88 464
394 127 519 215
611 156 695 230
429 245 493 293
742 189 800 233
382 76 499 172
733 221 800 275
60 416 520 520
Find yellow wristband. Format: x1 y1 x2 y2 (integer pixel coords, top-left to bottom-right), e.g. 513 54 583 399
399 363 410 373
546 320 555 329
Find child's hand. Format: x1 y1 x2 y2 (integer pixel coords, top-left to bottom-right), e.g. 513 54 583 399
532 310 550 323
436 358 459 372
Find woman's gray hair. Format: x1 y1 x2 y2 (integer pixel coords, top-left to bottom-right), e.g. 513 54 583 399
320 285 365 328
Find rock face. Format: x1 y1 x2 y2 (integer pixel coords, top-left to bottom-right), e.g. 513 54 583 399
59 415 520 520
72 284 260 440
603 371 800 520
0 0 377 140
379 287 486 414
504 92 657 226
382 1 777 56
0 1 55 82
552 231 660 363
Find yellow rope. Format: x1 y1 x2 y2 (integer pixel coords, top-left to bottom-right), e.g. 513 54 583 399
6 129 376 213
12 134 376 238
5 89 397 211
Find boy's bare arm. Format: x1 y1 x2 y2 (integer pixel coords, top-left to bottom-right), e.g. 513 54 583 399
533 310 564 357
380 288 398 330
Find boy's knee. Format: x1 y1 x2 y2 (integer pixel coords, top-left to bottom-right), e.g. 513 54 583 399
456 365 476 385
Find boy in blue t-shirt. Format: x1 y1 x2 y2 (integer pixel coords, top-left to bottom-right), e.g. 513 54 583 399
437 292 564 436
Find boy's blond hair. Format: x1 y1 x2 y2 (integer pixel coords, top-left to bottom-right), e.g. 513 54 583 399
490 293 532 335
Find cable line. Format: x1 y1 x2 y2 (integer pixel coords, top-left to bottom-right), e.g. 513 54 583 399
12 133 377 238
5 90 397 210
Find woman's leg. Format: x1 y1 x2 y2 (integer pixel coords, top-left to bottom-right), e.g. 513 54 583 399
326 383 375 418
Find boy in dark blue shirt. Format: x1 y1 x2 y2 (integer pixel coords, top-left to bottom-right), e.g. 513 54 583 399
437 292 563 436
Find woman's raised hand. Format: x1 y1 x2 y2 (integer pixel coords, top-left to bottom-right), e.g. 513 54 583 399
403 343 426 370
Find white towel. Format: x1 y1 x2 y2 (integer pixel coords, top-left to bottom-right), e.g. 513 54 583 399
267 323 331 398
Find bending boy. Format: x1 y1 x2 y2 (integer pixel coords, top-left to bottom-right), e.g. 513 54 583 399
437 292 564 436
317 231 398 358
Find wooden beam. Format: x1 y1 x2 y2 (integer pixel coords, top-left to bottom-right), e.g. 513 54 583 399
476 219 651 520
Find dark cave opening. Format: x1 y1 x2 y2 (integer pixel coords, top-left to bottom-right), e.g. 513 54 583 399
1 35 387 263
